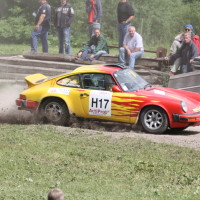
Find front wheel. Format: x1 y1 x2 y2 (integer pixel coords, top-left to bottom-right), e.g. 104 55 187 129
40 99 69 126
140 106 168 134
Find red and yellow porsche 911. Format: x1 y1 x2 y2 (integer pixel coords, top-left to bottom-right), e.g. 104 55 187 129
16 64 200 134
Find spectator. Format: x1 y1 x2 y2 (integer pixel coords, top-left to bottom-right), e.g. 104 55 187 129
168 33 184 76
119 26 144 70
31 0 51 53
77 28 109 61
55 0 74 54
184 24 200 56
184 24 195 38
47 188 64 200
117 0 134 47
165 32 199 73
86 0 102 38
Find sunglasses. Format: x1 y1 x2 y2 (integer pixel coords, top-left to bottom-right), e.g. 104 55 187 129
185 29 191 32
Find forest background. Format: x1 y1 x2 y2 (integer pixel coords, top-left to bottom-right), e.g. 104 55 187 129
0 0 200 50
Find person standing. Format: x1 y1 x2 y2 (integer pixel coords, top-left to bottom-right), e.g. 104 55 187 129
86 0 102 38
31 0 51 53
117 0 134 48
119 26 144 70
55 0 74 54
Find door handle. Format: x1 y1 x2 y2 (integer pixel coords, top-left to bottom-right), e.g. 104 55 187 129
80 93 89 97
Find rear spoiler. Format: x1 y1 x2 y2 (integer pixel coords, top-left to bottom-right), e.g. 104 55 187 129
25 73 48 88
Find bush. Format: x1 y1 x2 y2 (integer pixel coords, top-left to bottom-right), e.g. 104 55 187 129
0 16 32 44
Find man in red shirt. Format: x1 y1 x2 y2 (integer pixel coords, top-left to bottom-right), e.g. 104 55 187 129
86 0 102 38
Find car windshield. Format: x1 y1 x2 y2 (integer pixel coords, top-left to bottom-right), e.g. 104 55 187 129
114 69 149 92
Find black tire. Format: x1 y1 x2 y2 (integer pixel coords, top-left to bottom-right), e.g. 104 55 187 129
140 106 168 134
40 98 69 126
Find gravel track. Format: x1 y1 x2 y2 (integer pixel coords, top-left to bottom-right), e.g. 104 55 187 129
0 83 200 150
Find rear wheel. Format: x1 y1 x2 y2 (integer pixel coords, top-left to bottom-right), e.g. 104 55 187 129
140 106 168 134
40 98 69 126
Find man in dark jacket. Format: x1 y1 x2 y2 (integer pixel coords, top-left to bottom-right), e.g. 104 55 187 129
166 33 198 73
117 0 134 47
86 0 102 38
31 0 51 52
55 0 74 54
77 29 109 61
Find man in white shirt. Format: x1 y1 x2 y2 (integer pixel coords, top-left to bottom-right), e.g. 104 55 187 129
119 26 144 70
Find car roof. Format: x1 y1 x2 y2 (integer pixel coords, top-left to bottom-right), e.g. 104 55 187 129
73 64 127 74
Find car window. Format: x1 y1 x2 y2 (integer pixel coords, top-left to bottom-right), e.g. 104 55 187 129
81 73 115 91
57 75 81 88
114 69 148 92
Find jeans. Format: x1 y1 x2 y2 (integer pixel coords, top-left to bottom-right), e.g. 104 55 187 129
182 65 188 73
81 45 107 60
119 47 143 70
171 57 181 73
31 26 48 53
182 64 194 73
88 23 101 38
118 23 131 47
57 27 71 54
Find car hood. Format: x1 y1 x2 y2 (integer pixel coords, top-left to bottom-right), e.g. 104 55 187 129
133 86 200 105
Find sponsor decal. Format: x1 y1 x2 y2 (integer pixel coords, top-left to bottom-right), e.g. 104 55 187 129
154 90 165 95
48 88 70 95
89 90 112 116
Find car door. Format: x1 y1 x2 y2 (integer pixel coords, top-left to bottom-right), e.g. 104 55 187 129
77 73 132 123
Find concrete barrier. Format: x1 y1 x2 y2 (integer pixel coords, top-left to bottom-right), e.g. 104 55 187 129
168 70 200 93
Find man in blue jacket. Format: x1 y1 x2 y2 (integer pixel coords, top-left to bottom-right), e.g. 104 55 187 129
86 0 102 38
55 0 74 54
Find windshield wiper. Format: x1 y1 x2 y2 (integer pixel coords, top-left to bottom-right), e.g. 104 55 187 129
144 83 152 89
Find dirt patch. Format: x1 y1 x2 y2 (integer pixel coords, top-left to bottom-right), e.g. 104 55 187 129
57 124 200 150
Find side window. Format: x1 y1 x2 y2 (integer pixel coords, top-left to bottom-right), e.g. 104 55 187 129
57 75 80 88
81 73 116 91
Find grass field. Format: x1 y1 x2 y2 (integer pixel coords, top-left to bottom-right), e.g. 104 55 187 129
0 43 119 56
0 43 157 58
0 123 199 200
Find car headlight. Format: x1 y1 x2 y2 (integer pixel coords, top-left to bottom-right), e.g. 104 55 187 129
181 101 188 113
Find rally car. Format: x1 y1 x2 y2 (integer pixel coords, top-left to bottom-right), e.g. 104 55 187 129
16 64 200 134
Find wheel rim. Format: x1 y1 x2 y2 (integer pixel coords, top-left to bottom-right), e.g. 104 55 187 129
44 102 63 122
144 109 163 130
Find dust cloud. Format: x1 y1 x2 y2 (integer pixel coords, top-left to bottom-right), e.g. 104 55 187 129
0 82 135 132
0 83 33 124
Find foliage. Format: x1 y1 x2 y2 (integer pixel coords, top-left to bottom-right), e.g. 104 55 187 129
0 16 32 44
0 123 200 199
0 0 200 47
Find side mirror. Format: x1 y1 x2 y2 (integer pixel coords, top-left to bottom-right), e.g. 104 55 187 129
112 85 122 92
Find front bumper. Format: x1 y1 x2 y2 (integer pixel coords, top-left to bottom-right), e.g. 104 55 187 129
173 112 200 126
16 98 39 111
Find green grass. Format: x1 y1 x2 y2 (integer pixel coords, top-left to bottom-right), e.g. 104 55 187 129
0 43 119 56
0 43 156 57
0 124 199 199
